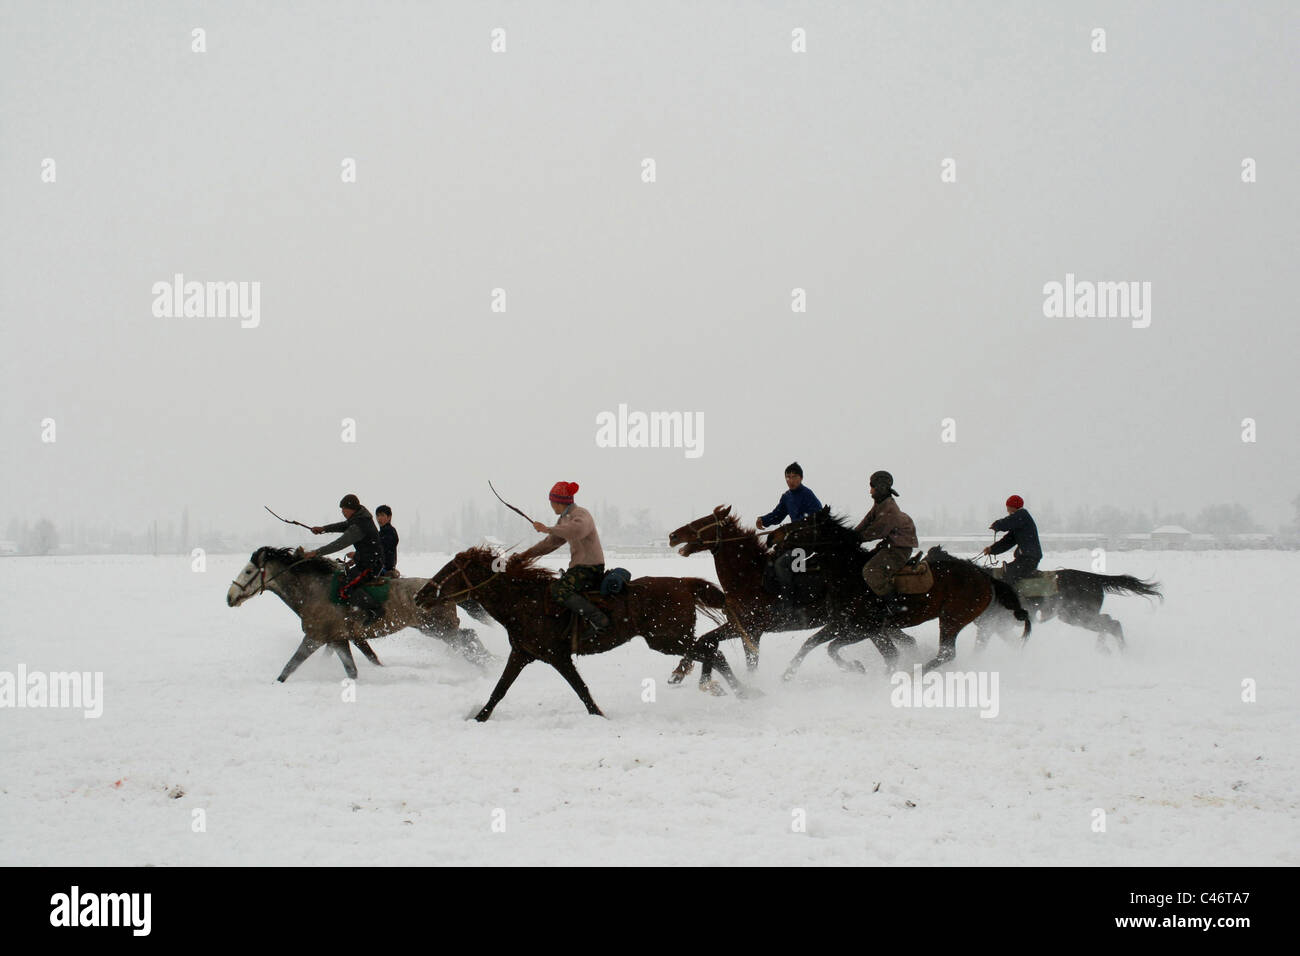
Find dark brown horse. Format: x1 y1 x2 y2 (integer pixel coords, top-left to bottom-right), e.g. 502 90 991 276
414 547 750 720
974 566 1161 653
665 506 920 688
774 509 1032 675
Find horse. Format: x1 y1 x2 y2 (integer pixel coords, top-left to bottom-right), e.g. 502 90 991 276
414 546 750 720
227 546 494 682
773 508 1031 676
973 564 1161 653
664 505 920 690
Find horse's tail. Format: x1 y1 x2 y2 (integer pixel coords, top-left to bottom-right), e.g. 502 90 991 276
990 578 1032 641
689 578 728 625
1092 573 1163 603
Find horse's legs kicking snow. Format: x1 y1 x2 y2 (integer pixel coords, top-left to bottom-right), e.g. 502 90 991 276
334 641 358 679
277 636 324 683
354 639 382 666
474 647 534 722
547 653 606 718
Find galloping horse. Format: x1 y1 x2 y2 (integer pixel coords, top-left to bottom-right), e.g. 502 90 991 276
775 509 1032 676
228 546 493 681
414 547 750 720
665 506 919 688
974 565 1161 653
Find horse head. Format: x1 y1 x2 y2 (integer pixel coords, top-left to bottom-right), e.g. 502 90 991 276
668 505 744 556
227 546 319 607
415 547 499 607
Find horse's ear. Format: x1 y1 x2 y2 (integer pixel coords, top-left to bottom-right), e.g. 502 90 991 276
714 504 731 517
821 505 831 515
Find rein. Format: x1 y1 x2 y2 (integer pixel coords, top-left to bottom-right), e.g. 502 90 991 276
430 557 500 603
683 517 767 549
230 553 317 598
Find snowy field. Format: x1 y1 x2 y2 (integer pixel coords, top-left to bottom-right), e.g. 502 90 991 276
1 548 1296 866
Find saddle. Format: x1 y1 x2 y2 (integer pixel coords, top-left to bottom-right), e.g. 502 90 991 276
989 566 1059 598
893 555 934 595
327 568 391 607
543 581 634 618
1014 571 1058 598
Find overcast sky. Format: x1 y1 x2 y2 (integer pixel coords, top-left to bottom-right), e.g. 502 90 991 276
3 0 1296 544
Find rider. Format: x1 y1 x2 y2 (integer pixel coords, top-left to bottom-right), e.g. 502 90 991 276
517 481 610 634
376 504 399 577
982 494 1042 586
304 494 385 623
854 471 919 624
755 462 823 618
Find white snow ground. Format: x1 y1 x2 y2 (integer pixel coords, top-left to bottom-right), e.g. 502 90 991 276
1 549 1296 866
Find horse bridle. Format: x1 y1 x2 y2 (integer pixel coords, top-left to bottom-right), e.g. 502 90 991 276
230 551 313 598
682 515 765 550
430 555 500 603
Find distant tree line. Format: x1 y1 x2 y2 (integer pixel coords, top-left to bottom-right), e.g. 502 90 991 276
5 495 1295 556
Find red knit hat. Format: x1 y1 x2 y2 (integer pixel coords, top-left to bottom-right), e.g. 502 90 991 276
1006 494 1024 509
549 481 579 504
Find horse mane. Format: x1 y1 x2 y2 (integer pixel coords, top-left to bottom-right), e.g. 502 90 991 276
716 506 758 538
251 546 338 574
785 508 861 550
923 545 988 571
457 545 559 580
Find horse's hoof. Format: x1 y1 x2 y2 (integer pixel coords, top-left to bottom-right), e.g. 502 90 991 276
781 670 798 682
700 680 727 697
845 660 867 675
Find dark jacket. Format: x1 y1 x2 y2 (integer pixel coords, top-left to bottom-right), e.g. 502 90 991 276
760 485 823 527
379 523 399 572
317 507 384 573
990 509 1042 560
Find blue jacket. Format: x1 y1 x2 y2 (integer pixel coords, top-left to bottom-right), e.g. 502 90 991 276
760 485 823 527
990 509 1042 560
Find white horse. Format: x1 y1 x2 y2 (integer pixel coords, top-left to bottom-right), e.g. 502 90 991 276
228 546 494 681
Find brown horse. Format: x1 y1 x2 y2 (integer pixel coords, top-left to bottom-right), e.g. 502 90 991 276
414 547 750 720
775 509 1032 676
665 506 920 687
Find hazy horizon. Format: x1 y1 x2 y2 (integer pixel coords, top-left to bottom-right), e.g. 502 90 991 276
4 2 1296 553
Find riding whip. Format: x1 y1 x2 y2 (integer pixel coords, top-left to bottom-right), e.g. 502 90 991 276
265 506 312 531
488 481 537 526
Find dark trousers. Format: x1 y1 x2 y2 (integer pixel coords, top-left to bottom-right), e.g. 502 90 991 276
551 564 605 603
1003 554 1040 586
339 567 374 599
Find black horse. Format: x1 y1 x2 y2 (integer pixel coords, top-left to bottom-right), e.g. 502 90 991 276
775 509 1031 675
974 563 1161 653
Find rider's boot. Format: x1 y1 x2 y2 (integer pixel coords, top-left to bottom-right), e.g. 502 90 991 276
347 587 383 627
562 594 611 634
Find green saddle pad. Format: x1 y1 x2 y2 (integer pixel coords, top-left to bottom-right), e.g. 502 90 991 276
328 569 391 606
1014 571 1057 598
